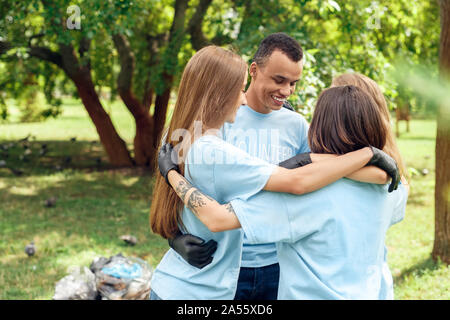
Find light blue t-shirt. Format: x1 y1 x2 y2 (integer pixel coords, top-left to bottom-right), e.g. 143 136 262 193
231 180 408 300
222 105 310 267
150 135 277 299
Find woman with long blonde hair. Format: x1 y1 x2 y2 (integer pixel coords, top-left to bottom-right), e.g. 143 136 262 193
150 46 398 300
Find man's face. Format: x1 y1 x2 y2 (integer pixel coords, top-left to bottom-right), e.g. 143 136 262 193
249 50 303 113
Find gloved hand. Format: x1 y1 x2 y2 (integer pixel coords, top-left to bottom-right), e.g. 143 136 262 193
158 143 180 185
367 146 400 192
169 231 218 269
278 152 312 169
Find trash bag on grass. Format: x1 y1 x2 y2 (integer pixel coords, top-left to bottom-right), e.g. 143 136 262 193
53 266 97 300
91 253 152 300
53 253 152 300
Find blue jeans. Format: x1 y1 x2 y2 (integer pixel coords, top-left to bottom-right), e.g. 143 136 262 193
234 263 280 300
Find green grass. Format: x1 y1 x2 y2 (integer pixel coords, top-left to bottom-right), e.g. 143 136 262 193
0 98 168 300
386 119 450 299
0 101 448 299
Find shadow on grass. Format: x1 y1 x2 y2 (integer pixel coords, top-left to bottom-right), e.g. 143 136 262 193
0 165 168 299
406 185 434 206
0 143 168 285
394 256 442 286
0 139 145 178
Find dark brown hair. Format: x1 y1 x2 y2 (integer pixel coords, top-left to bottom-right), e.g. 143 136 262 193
308 85 386 155
331 73 406 177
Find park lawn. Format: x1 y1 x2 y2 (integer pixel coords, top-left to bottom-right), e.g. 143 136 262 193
0 100 449 300
387 119 450 299
0 99 169 299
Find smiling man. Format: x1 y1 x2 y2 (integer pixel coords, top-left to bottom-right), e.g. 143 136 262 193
246 37 303 114
221 33 309 300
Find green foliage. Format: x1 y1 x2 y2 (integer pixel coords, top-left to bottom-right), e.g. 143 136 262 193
226 0 440 117
0 0 442 122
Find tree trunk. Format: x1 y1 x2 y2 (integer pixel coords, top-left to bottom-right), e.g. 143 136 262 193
432 0 450 264
112 33 157 168
153 82 172 148
56 42 133 167
150 0 189 148
142 81 154 111
71 70 134 167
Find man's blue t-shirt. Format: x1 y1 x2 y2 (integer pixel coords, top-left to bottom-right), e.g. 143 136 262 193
222 105 309 267
231 180 408 299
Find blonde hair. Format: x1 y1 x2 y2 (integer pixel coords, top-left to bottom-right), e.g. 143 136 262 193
150 46 247 238
331 73 407 178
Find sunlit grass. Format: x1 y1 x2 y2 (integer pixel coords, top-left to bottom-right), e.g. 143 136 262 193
387 119 450 300
0 98 168 299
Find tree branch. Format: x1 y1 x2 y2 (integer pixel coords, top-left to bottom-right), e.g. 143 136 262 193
58 43 81 77
28 33 45 47
112 33 147 119
187 0 213 50
28 46 64 69
0 38 66 71
78 37 91 58
0 41 12 55
112 33 135 93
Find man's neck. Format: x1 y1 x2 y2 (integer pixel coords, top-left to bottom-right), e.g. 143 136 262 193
245 86 272 114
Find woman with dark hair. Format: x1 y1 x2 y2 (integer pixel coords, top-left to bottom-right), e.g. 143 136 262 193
331 73 407 178
160 85 408 299
330 73 410 299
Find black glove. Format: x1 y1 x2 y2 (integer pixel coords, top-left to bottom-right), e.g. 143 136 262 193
282 101 295 111
169 231 218 269
158 143 180 185
278 152 312 169
367 146 400 193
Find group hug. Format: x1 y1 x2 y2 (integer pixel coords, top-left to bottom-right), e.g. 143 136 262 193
148 33 409 300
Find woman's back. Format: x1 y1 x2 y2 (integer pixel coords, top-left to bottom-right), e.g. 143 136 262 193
230 179 408 299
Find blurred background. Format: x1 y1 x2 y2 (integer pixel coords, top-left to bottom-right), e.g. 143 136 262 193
0 0 449 299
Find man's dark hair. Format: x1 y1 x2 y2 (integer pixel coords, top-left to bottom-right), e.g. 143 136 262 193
253 33 303 66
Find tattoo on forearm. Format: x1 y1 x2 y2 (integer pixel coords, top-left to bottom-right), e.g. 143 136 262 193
225 203 235 215
187 190 207 212
173 175 216 214
175 179 192 202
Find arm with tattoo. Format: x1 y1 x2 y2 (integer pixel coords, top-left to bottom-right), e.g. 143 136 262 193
167 170 241 232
